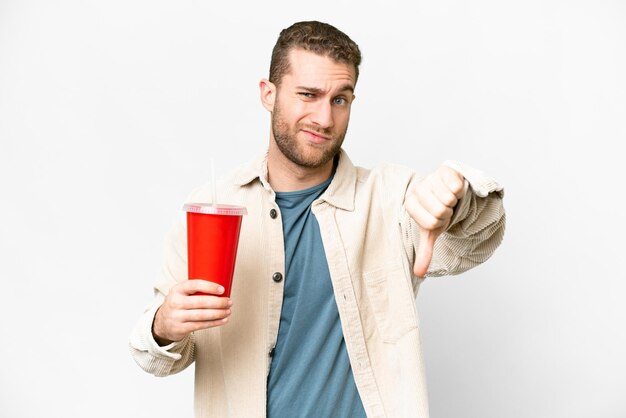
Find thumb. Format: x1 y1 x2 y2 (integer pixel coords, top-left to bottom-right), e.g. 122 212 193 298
413 228 438 278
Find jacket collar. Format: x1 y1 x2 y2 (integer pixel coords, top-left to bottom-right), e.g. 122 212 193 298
233 148 357 212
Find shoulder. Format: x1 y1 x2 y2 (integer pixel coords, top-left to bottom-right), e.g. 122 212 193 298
184 156 265 205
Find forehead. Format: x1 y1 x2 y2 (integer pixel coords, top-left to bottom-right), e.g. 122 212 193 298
283 48 356 90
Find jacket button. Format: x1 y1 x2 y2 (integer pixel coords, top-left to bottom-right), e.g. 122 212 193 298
272 272 283 283
269 208 278 219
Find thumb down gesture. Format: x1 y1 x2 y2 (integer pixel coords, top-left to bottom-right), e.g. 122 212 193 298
404 165 466 277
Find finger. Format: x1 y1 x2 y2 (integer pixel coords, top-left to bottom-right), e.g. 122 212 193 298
414 229 438 278
186 317 231 332
182 308 232 323
181 279 225 296
440 166 466 200
413 178 454 223
406 193 450 230
420 188 454 223
182 295 233 310
429 173 459 209
169 316 231 339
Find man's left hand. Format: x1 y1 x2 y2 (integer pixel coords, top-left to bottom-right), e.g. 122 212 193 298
404 165 466 277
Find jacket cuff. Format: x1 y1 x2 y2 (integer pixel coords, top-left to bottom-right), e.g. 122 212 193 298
129 300 193 376
144 303 191 360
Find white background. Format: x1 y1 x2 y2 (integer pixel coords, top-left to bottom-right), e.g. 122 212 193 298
1 1 624 417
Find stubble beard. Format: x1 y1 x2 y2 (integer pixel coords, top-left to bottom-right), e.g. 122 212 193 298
271 102 347 169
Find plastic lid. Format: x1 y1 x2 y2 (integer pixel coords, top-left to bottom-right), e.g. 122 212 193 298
183 203 248 216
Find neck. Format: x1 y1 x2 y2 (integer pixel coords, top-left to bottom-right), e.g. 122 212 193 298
267 141 335 193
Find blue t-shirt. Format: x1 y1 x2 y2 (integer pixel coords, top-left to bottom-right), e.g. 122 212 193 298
267 174 367 418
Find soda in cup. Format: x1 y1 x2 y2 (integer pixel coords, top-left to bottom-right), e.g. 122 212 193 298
183 203 247 297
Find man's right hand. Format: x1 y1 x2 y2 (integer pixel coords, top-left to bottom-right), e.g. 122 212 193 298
152 279 233 346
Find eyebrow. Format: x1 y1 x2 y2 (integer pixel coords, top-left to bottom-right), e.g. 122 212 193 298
296 84 355 94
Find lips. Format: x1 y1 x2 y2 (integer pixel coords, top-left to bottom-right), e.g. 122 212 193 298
301 129 331 142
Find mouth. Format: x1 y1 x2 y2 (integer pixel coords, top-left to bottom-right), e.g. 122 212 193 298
301 129 331 143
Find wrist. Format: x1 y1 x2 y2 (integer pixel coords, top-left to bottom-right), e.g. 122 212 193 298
151 307 174 346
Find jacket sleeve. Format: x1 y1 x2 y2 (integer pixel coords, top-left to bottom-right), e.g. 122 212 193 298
128 211 195 377
401 160 506 281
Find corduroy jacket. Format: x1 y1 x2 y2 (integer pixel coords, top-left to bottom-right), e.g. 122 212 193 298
130 149 506 417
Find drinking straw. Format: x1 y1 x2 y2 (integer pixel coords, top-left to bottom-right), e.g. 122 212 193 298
211 157 217 206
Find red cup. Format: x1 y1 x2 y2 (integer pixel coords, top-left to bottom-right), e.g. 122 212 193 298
183 203 247 297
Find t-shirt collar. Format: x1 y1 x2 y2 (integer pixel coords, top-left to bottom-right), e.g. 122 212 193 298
232 148 357 212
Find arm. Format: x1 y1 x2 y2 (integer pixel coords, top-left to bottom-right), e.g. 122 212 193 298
129 293 196 378
403 161 505 278
128 213 232 377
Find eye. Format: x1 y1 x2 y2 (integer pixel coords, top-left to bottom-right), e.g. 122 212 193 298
299 92 315 99
333 97 347 105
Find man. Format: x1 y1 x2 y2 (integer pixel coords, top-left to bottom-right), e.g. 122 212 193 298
130 21 505 418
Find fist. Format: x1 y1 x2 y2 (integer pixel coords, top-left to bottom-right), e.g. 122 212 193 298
152 279 233 345
404 165 466 277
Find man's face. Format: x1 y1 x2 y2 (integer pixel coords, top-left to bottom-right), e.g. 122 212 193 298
270 49 356 169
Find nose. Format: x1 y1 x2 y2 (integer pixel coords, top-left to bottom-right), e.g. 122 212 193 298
310 100 334 129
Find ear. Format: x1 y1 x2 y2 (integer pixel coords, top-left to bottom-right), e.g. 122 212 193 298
259 79 276 112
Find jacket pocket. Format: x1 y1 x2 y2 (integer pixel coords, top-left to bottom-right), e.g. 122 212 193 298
363 264 419 344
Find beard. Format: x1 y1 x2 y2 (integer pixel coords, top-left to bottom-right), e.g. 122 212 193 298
271 102 347 169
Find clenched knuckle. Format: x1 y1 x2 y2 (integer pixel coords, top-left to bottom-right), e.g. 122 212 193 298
431 209 442 220
443 194 457 207
170 298 184 310
421 218 437 230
